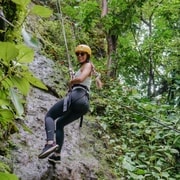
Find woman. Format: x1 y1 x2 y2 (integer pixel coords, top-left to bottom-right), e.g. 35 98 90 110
38 44 102 163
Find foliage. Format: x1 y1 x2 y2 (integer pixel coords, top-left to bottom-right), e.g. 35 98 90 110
0 162 18 180
0 42 47 133
92 80 180 179
30 5 52 18
0 162 10 173
115 0 179 99
38 0 179 103
28 2 179 177
2 0 52 42
0 172 18 180
0 0 52 140
0 0 179 179
0 0 52 178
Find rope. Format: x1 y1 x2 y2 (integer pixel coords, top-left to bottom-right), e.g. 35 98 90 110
56 0 74 79
0 10 14 27
98 92 179 133
120 104 180 134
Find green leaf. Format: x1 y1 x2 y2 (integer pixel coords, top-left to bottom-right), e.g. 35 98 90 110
9 88 24 117
153 166 161 172
161 171 169 178
0 172 18 180
30 5 53 18
173 136 180 147
135 169 146 175
1 78 14 89
169 148 179 154
0 162 10 173
0 109 14 124
16 44 34 63
0 42 19 65
11 0 30 7
23 72 48 90
122 157 136 171
11 76 30 95
0 99 9 106
128 172 144 180
0 90 8 99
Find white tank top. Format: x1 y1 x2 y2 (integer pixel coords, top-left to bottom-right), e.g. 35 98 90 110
74 69 92 90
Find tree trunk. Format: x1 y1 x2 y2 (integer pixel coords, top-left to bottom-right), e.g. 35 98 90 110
101 0 108 17
141 14 155 98
106 33 118 77
101 0 118 77
147 17 155 98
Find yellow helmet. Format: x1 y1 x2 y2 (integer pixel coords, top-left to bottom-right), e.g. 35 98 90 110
75 44 91 56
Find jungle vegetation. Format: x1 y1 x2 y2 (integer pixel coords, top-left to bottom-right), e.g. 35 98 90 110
0 0 179 179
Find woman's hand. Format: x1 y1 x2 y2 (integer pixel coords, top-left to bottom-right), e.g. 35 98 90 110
69 63 92 85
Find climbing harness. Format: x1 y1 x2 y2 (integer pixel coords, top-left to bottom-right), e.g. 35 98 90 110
62 84 89 127
63 85 89 112
55 0 86 126
74 85 89 127
56 0 86 127
56 1 102 128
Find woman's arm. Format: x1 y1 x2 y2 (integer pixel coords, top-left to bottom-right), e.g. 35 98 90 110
69 63 92 86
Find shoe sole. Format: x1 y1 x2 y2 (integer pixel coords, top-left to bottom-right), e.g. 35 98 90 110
38 145 59 159
48 158 61 164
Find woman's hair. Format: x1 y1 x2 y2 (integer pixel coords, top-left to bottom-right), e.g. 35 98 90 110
90 62 103 89
86 54 90 62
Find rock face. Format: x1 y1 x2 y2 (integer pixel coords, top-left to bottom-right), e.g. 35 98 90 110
10 53 101 180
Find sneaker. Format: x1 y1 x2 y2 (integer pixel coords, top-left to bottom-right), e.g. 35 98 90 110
38 143 59 159
48 154 61 164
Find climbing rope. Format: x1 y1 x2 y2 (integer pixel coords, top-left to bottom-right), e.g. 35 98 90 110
55 1 103 83
56 0 86 131
56 0 74 79
0 10 14 27
97 91 180 134
54 1 179 134
120 104 180 134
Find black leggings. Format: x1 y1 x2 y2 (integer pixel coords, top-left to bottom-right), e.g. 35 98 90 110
44 88 89 153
